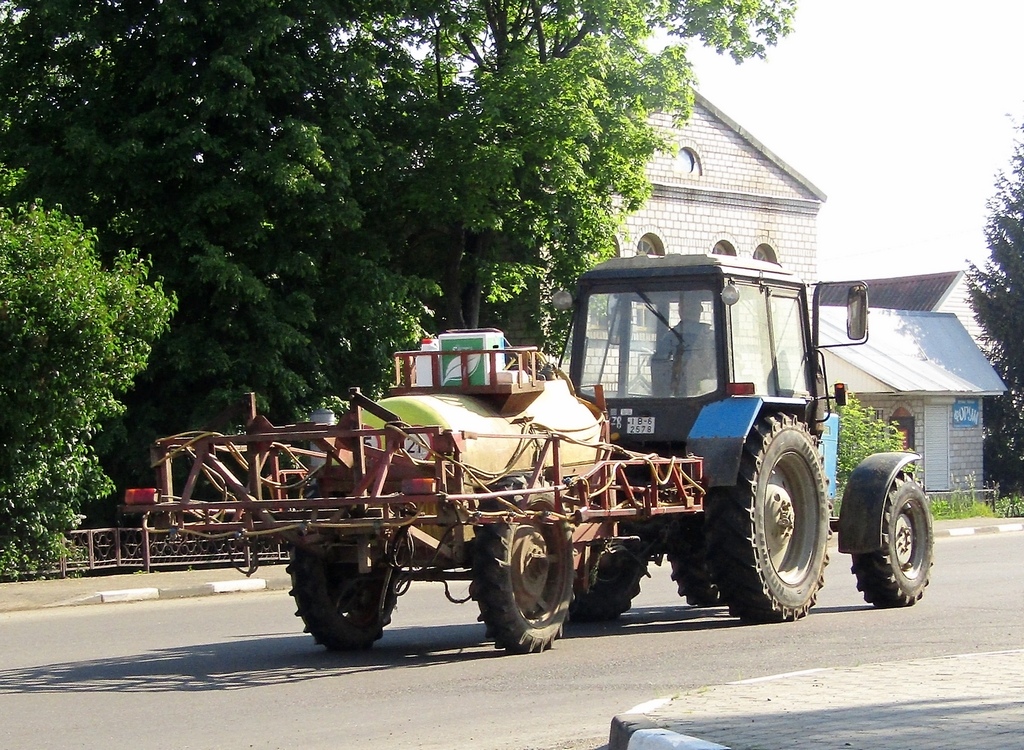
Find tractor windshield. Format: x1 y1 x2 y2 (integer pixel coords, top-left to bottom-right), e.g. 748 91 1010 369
576 287 719 400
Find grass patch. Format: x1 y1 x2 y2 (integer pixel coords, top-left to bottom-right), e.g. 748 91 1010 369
995 495 1024 518
929 499 996 520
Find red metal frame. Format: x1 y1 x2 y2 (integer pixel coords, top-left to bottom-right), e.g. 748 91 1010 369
121 345 706 582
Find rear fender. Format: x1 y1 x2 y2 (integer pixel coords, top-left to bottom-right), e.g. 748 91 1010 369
687 397 806 487
837 452 921 554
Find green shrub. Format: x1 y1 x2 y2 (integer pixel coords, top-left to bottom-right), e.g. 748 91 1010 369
929 499 996 520
837 393 907 495
0 170 174 579
995 495 1024 518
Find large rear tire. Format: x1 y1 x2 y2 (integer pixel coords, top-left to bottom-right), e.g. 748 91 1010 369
472 516 574 653
706 415 829 622
569 539 648 622
288 547 397 650
851 476 933 607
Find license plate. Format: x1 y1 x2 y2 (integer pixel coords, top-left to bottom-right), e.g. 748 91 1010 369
626 416 655 435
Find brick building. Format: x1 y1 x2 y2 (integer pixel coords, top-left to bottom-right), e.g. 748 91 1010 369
619 93 1003 491
619 92 825 281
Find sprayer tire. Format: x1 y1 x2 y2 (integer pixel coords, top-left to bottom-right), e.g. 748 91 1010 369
472 515 574 654
288 547 397 650
569 546 648 622
668 520 721 608
851 476 933 607
706 414 829 623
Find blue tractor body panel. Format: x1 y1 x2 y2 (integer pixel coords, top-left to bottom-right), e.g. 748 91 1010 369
687 396 808 487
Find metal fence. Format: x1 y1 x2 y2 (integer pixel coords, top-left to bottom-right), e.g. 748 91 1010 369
927 486 999 511
60 527 290 577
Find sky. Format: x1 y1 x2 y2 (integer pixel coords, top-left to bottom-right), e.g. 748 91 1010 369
683 1 1024 281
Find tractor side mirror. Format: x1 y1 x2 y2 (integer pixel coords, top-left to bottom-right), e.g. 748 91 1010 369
846 283 868 342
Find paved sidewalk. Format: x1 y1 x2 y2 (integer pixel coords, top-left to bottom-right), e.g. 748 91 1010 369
611 650 1024 750
0 563 293 614
609 517 1024 750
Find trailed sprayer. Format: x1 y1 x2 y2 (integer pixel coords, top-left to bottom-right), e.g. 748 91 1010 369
123 254 933 653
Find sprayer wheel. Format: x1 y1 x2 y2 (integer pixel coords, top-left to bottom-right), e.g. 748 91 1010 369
471 514 573 654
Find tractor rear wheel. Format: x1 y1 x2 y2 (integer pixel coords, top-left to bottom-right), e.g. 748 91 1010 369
472 515 574 653
851 476 933 607
706 415 829 622
569 540 648 622
288 547 397 650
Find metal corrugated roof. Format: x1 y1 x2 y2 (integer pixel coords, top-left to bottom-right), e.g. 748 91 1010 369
819 307 1005 395
816 271 963 311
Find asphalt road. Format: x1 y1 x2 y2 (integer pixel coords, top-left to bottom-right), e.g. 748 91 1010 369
1 532 1021 750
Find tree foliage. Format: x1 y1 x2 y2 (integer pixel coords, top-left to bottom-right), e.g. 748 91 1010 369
837 393 906 494
0 169 174 578
968 130 1024 492
0 0 796 508
374 0 797 338
0 0 431 491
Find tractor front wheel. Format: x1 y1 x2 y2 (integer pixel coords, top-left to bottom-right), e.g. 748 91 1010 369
851 476 933 607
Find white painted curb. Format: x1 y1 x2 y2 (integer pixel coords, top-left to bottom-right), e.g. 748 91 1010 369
98 587 160 603
208 579 267 593
627 729 729 750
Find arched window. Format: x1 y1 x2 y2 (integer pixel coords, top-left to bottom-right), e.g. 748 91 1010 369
638 233 665 256
892 407 915 450
753 243 778 263
712 240 736 256
677 147 701 175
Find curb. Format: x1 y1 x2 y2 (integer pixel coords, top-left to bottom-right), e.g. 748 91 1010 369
95 578 271 605
611 715 729 750
938 522 1024 537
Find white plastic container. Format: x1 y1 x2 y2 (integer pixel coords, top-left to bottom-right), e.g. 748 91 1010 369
414 337 439 386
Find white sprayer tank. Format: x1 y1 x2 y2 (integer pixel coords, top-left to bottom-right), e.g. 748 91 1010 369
373 378 604 477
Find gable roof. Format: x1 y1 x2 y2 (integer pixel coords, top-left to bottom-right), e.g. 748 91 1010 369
693 90 828 203
817 271 963 311
819 307 1004 395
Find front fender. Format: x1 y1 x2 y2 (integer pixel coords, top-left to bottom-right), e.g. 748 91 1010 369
686 397 763 487
837 452 921 554
686 396 806 487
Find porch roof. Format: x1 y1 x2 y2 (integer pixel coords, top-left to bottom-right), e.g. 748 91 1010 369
818 307 1005 396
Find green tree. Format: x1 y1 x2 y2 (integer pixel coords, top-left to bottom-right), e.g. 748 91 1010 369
0 169 174 578
0 0 795 507
837 393 906 495
968 130 1024 493
376 0 797 341
0 0 429 492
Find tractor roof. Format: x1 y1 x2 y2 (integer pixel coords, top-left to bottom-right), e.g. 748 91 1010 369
579 253 801 286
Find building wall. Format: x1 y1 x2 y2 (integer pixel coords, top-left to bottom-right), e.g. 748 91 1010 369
854 393 986 491
936 273 985 343
621 104 823 282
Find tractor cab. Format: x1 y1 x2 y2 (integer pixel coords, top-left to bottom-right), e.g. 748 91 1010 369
562 254 853 452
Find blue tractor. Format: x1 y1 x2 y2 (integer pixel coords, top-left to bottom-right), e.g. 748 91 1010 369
562 253 934 623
